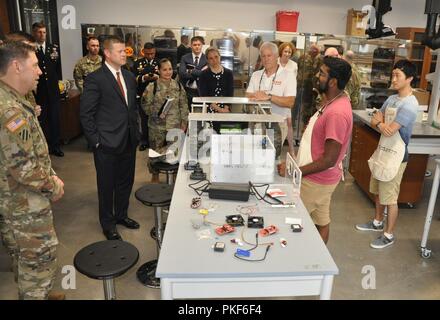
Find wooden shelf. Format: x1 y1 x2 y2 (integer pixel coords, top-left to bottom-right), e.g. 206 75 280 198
396 27 433 90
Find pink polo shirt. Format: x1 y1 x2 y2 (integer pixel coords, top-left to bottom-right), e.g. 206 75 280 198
305 96 353 185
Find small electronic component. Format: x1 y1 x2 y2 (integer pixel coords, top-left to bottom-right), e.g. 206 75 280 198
259 225 279 237
230 238 243 246
291 224 303 232
236 249 250 257
280 238 287 248
215 224 235 235
190 167 206 180
184 160 199 170
199 209 209 215
214 242 225 252
191 197 201 209
247 216 264 228
225 214 245 226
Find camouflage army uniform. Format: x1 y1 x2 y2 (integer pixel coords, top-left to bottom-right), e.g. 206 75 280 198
73 55 102 93
142 79 188 174
345 63 361 109
0 81 61 300
297 53 323 125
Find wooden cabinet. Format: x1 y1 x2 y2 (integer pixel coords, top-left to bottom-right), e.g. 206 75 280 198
349 122 428 205
396 27 436 90
59 89 82 144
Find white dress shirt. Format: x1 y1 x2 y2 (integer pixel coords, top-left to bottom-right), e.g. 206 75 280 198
105 61 128 104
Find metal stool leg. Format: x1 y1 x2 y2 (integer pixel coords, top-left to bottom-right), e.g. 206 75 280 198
137 205 164 289
154 206 163 256
103 278 116 300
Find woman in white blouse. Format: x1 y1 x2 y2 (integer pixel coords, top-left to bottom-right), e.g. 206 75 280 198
278 42 298 78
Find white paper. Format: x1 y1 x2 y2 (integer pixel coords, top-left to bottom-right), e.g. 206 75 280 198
285 217 302 225
296 35 305 49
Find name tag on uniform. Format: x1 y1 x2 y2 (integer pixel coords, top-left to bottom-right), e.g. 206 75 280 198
274 80 282 86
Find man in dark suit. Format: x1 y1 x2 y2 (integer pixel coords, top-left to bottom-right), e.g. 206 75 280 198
132 42 159 151
32 22 64 157
179 36 208 108
80 36 140 240
177 35 191 65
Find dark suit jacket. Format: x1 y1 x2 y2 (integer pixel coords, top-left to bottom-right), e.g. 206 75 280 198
80 64 140 154
178 53 207 88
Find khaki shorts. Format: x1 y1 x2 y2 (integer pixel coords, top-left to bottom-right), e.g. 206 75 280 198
301 178 338 226
370 162 407 205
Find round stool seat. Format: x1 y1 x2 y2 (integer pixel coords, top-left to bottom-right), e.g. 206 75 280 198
74 240 139 280
151 161 179 173
135 184 173 207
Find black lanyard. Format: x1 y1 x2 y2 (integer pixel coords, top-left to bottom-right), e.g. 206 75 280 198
258 66 279 92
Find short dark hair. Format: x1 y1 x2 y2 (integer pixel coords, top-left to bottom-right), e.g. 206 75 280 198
191 36 205 44
323 56 352 90
393 59 417 80
181 35 189 41
32 22 46 30
103 35 124 50
0 41 35 76
143 42 155 50
337 46 344 55
5 31 36 43
87 36 99 43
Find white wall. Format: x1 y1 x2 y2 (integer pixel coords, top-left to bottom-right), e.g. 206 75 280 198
57 0 427 79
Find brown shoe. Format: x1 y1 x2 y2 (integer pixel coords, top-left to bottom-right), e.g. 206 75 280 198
48 291 66 300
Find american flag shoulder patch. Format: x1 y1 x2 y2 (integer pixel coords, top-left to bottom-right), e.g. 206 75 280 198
6 117 26 133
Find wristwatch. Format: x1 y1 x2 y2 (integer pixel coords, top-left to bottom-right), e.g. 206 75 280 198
268 94 272 101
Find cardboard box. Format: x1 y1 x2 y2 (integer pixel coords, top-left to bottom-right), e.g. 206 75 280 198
346 9 367 36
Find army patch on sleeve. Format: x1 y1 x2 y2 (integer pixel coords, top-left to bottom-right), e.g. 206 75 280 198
18 128 30 142
6 117 27 133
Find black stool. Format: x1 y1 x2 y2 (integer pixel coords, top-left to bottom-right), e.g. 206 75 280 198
135 184 173 288
74 240 139 300
151 161 179 184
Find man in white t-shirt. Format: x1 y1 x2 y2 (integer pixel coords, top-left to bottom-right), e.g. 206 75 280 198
246 41 297 158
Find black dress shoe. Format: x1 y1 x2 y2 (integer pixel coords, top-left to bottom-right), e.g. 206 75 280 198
116 218 140 229
50 148 64 157
139 144 148 151
103 228 122 240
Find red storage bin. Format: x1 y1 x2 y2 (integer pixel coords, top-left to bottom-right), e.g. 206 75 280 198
276 11 299 32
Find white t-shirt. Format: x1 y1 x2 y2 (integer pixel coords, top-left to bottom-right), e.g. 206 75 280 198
246 67 297 118
278 58 298 78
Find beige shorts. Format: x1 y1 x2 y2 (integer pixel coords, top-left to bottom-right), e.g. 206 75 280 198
370 162 407 205
301 178 338 226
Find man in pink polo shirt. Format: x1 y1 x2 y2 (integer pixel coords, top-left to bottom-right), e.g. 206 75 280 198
296 56 353 243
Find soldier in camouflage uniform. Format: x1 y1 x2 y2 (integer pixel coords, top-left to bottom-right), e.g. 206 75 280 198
0 41 64 299
321 47 361 110
142 58 188 182
132 42 159 151
296 44 323 126
73 36 102 94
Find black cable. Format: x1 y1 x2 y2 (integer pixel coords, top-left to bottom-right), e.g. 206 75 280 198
188 179 211 196
233 233 271 262
248 181 280 205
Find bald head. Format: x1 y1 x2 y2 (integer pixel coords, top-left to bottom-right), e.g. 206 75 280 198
309 44 320 57
324 47 340 58
345 50 355 63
